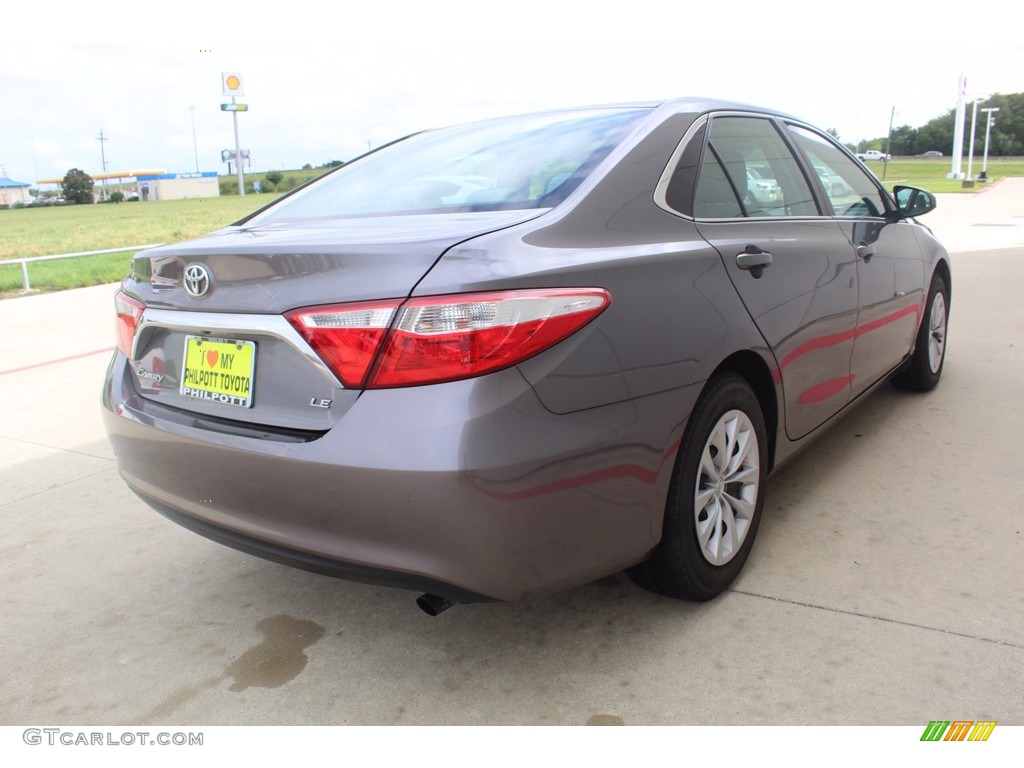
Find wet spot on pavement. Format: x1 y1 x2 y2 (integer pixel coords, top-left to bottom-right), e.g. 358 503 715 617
226 615 325 692
586 714 625 725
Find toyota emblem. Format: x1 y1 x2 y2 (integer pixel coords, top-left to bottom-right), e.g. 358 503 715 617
183 264 211 297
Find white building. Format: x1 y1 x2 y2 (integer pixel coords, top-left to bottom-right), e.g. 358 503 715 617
0 177 32 206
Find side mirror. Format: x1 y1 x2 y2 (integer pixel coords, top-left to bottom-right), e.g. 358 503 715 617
893 185 936 218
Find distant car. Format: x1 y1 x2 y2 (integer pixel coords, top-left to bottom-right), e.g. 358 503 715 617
103 98 951 613
745 166 781 204
919 151 944 158
856 150 891 161
814 164 850 197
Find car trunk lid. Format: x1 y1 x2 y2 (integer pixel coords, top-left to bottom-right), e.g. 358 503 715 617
119 210 541 431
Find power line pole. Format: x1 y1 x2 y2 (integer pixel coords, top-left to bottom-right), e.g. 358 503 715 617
96 129 110 199
883 105 895 180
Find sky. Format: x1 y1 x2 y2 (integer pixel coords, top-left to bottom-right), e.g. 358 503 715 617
2 1 1021 186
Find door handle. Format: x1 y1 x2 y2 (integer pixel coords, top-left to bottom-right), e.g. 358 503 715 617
736 245 773 278
856 242 875 261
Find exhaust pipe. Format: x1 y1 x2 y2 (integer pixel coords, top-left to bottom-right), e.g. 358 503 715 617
416 593 455 616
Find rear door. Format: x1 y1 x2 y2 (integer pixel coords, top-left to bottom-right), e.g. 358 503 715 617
668 114 860 440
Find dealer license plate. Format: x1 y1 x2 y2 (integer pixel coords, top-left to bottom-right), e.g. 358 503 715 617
180 336 256 408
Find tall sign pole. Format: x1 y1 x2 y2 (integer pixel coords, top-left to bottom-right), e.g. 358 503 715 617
222 72 247 196
232 96 243 195
949 73 966 180
967 98 980 181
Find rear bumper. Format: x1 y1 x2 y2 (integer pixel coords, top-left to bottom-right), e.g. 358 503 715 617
138 491 496 603
103 353 697 602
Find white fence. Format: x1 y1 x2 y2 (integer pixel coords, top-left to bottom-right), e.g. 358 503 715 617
4 245 163 292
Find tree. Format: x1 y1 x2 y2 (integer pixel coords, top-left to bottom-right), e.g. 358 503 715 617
857 92 1024 157
62 168 94 204
265 170 284 186
888 125 918 156
911 111 956 155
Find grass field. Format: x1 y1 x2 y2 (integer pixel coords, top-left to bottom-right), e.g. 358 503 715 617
2 158 1021 296
0 194 281 294
864 157 1024 192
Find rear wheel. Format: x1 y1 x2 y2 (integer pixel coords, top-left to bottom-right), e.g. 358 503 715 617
892 274 948 392
629 373 768 601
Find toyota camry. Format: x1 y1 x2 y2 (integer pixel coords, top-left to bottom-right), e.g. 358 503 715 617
103 98 951 614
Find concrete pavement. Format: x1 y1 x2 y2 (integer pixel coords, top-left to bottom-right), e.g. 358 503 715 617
1 181 1022 725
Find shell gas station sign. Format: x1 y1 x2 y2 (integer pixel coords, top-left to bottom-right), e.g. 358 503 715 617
221 72 244 97
221 72 248 111
222 72 248 195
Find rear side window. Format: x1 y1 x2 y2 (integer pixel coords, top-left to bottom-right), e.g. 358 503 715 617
695 116 818 218
786 125 890 218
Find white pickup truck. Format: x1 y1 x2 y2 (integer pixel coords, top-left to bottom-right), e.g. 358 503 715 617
856 149 891 161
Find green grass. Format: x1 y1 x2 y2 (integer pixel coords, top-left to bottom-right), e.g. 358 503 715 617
222 167 326 195
0 194 284 294
0 251 135 294
865 157 1024 192
0 194 281 260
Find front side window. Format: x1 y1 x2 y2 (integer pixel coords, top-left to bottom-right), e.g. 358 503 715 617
786 125 889 218
246 108 650 223
693 116 818 219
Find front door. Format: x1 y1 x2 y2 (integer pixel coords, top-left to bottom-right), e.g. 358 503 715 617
785 125 925 397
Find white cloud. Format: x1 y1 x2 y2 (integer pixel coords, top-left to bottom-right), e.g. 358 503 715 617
1 3 1020 185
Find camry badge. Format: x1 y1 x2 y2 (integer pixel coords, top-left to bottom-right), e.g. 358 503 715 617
184 264 211 297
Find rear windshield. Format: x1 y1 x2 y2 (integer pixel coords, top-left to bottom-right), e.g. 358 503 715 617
247 108 650 223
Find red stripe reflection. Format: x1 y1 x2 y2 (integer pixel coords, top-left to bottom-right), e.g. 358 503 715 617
798 374 856 404
780 304 920 371
472 438 682 501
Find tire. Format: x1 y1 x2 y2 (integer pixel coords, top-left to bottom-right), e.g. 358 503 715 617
628 373 768 601
892 274 949 392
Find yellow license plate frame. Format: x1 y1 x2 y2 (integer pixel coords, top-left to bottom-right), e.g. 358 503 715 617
180 335 256 408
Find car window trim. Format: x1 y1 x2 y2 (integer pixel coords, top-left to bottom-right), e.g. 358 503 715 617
780 119 897 221
655 110 833 223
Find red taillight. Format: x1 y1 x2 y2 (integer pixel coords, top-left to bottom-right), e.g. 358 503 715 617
286 288 611 389
114 290 145 358
285 300 400 389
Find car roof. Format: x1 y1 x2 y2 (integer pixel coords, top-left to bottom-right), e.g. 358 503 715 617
465 97 798 124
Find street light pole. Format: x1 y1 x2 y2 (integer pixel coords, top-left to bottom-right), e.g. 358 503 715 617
190 107 200 173
981 107 1000 180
